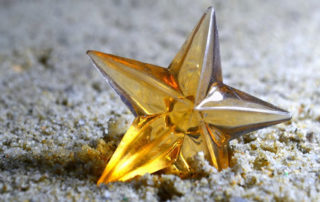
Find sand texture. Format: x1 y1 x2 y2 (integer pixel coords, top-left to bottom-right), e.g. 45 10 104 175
0 0 319 201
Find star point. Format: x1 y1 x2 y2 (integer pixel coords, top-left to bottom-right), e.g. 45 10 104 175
87 7 291 184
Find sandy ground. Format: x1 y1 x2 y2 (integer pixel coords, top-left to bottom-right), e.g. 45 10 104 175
0 0 320 201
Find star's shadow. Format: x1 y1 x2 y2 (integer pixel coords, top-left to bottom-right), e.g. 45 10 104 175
0 144 215 201
0 147 108 183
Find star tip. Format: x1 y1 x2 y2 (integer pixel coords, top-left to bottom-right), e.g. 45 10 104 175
205 6 216 13
97 178 107 186
86 50 97 56
87 50 104 62
285 112 292 121
276 110 292 123
204 6 217 22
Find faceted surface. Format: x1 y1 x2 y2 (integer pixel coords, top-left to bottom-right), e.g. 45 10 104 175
87 7 291 184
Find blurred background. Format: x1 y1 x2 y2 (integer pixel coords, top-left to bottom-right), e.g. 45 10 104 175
0 0 319 201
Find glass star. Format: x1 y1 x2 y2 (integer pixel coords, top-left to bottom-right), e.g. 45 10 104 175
87 7 291 184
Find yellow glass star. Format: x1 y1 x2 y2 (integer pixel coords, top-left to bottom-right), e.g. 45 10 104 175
87 7 291 184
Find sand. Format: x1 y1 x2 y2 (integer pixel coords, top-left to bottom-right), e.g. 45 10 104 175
0 0 319 201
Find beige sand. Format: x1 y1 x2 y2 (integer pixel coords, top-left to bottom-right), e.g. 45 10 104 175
0 0 319 201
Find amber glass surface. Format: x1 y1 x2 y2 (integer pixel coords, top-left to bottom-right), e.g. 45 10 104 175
87 7 291 184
